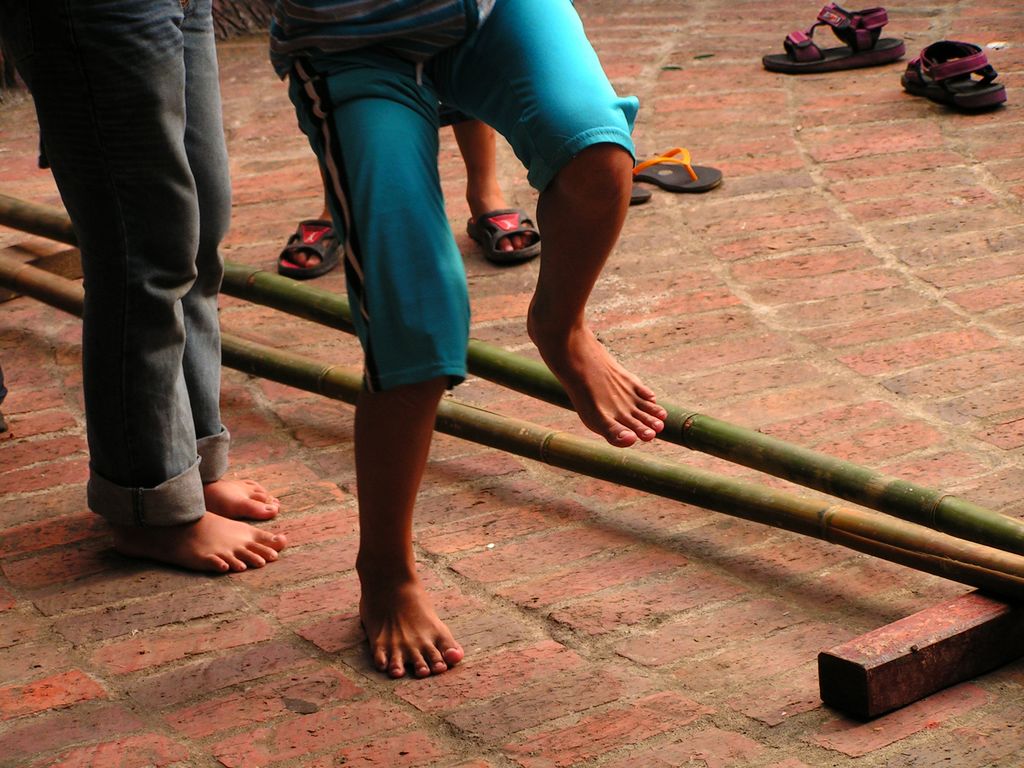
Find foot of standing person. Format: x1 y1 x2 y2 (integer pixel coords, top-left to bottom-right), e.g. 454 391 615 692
358 561 464 679
111 512 288 573
527 302 666 448
204 478 280 520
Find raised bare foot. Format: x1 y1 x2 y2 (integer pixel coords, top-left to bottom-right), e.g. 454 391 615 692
111 512 287 573
204 478 280 521
528 307 666 447
359 574 464 679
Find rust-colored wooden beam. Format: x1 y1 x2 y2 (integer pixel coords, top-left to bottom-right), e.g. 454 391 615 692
818 591 1024 719
0 245 81 303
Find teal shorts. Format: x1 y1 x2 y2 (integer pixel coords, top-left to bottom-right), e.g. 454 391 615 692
288 0 638 391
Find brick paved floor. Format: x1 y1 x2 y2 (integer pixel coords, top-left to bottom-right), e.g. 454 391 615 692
2 1 1024 766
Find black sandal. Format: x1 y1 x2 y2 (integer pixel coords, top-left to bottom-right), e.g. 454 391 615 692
467 209 542 265
277 219 341 279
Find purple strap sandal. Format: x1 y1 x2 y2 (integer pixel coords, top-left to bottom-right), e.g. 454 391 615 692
762 3 905 73
901 41 1007 111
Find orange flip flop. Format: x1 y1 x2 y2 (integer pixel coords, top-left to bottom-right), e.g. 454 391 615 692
633 147 722 193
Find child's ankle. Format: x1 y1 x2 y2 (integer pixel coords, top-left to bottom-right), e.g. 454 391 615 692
528 300 582 344
356 553 417 587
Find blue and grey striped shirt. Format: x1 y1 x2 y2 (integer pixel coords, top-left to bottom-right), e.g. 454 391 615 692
270 0 496 76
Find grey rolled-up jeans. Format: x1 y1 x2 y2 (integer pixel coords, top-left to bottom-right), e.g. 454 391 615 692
1 0 233 526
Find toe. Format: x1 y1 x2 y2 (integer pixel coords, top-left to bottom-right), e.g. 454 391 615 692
633 381 658 401
388 650 407 679
373 646 389 673
632 409 664 436
609 413 652 445
259 532 287 551
442 645 464 667
637 398 667 419
244 503 279 521
408 650 431 678
203 554 232 573
223 554 248 572
237 548 267 569
249 542 279 562
423 645 448 674
609 427 639 447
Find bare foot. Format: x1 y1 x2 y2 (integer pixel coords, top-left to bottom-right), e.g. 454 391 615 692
204 478 280 521
359 572 464 679
528 307 666 447
111 512 287 573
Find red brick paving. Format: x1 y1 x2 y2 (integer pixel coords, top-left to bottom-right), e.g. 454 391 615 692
2 1 1024 766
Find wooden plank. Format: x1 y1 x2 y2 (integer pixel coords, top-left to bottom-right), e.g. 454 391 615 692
818 590 1024 719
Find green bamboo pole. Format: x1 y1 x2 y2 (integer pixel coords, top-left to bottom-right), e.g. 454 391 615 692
3 192 1023 557
6 250 1024 601
219 264 1024 557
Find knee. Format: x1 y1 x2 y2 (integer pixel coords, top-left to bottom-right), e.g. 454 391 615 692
194 187 230 282
555 143 633 208
198 183 231 252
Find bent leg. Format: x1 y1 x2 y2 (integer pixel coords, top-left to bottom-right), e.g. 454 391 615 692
530 144 666 446
435 0 666 446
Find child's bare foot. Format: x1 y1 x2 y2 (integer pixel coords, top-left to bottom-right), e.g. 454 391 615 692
528 306 666 447
204 478 280 521
359 571 464 679
111 512 287 573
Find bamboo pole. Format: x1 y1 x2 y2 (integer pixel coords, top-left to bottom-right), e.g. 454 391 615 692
219 262 1024 557
3 192 1023 556
6 250 1024 601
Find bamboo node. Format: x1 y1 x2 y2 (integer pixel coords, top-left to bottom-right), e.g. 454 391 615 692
928 493 953 529
819 504 841 539
539 430 558 462
316 364 339 394
678 412 700 445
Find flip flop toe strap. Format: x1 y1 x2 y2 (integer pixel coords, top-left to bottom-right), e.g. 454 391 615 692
633 147 699 182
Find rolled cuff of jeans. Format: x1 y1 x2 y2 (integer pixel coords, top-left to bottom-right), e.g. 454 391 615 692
197 427 230 483
87 458 206 527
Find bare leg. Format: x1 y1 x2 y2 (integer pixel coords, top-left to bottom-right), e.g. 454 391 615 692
204 478 280 521
354 377 464 679
453 119 537 254
528 143 667 447
111 514 287 573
